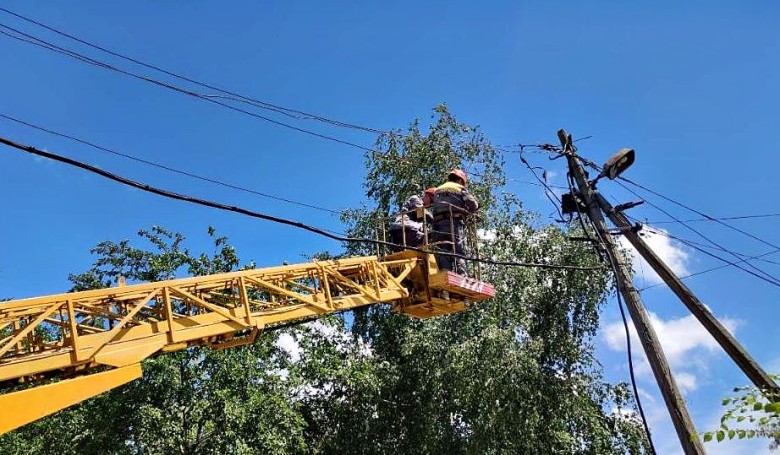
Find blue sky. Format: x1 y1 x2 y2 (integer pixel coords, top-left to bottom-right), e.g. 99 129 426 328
1 2 778 453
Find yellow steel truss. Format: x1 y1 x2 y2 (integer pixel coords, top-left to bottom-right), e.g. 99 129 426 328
0 252 494 433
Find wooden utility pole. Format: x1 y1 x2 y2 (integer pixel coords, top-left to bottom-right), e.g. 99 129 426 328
560 130 705 454
596 193 780 397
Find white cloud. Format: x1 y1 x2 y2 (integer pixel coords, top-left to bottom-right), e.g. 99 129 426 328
617 226 690 286
275 332 301 362
604 311 739 392
674 372 698 393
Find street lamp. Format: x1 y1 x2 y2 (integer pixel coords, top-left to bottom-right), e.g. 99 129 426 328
599 148 635 181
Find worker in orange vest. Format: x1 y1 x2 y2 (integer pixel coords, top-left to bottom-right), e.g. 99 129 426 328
430 169 479 273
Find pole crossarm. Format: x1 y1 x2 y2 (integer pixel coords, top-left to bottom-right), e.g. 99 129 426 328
0 255 416 383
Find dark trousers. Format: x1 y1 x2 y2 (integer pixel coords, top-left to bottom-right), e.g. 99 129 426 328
388 226 424 253
431 218 467 274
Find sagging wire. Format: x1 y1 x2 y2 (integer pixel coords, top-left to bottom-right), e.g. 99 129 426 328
536 145 780 290
0 135 603 272
517 145 567 222
0 112 343 215
631 221 780 268
0 6 386 135
644 213 780 224
614 181 780 288
570 183 657 455
638 245 780 292
620 177 780 253
0 22 381 154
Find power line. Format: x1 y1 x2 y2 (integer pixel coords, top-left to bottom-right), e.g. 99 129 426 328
0 112 343 215
499 136 593 153
614 180 780 288
633 222 780 267
0 135 602 272
517 149 565 221
653 234 780 288
0 6 386 135
639 247 780 291
0 22 382 155
505 178 570 190
619 177 780 253
645 213 780 224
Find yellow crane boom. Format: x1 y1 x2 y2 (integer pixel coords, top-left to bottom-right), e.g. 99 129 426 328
0 250 494 434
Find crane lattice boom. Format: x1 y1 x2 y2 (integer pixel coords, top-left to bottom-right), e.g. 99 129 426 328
0 251 494 433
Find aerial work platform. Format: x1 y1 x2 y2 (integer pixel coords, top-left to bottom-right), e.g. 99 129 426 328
0 251 494 434
386 250 495 318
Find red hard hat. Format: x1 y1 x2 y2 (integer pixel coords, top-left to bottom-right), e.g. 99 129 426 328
449 169 468 185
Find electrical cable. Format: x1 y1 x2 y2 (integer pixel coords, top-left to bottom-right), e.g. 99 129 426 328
644 213 780 224
0 23 381 154
0 112 342 215
498 136 592 155
667 234 780 267
625 220 780 289
627 221 780 268
517 148 565 221
614 180 780 288
662 237 780 288
0 14 539 198
570 182 656 454
619 177 780 253
0 6 386 135
0 135 603 272
613 260 657 455
639 247 780 291
505 178 570 190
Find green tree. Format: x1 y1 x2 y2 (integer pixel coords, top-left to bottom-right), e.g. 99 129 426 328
0 227 307 455
312 104 650 454
0 106 649 454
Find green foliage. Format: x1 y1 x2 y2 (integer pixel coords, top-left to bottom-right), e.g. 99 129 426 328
0 227 306 455
334 104 649 453
68 225 239 291
0 106 649 454
702 374 780 449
